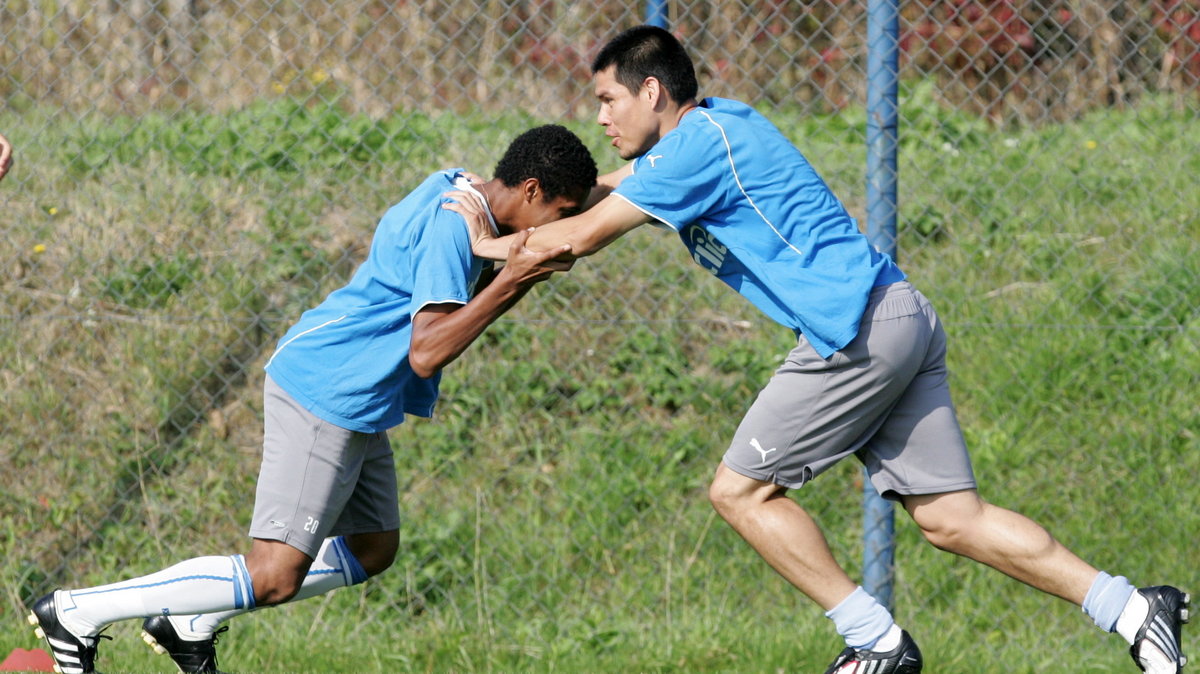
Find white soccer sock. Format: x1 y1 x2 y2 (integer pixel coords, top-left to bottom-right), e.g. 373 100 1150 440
1116 591 1150 645
872 623 904 652
57 555 254 638
167 537 368 640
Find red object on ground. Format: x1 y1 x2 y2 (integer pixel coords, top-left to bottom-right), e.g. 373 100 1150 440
0 648 55 672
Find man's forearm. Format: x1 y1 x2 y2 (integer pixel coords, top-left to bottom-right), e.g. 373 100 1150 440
471 168 637 262
413 228 570 376
583 163 633 210
407 272 528 377
472 221 580 262
478 196 648 262
473 236 513 261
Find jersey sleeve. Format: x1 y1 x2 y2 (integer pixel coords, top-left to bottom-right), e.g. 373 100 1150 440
613 127 728 231
409 206 474 312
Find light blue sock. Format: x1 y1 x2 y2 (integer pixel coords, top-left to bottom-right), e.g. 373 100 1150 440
1082 571 1135 632
826 586 895 650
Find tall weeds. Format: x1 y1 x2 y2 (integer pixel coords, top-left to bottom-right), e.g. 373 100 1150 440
2 1 1194 122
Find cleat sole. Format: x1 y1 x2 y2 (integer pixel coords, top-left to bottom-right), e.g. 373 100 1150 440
1185 592 1192 670
141 630 169 655
29 612 63 674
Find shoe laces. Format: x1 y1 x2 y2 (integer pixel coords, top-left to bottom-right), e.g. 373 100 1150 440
78 630 112 664
87 630 114 649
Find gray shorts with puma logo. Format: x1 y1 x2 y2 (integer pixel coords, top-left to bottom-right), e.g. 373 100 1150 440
723 281 977 500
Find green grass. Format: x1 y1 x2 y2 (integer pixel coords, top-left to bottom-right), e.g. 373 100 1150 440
1 89 1198 672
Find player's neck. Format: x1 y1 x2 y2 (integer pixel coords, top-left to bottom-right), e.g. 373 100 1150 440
668 99 700 131
476 180 509 229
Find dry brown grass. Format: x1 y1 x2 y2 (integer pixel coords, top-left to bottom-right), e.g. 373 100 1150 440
4 1 1189 124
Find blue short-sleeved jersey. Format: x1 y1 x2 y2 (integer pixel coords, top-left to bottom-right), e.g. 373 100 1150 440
613 97 905 358
264 170 491 433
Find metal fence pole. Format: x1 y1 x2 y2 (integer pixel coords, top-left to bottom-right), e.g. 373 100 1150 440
645 0 669 28
863 0 899 611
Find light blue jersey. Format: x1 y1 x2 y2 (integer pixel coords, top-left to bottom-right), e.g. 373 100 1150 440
613 97 905 358
265 170 491 433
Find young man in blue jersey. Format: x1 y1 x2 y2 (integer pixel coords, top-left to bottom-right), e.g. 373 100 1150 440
28 124 598 674
457 26 1189 674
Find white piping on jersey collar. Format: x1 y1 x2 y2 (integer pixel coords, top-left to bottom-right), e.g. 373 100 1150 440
453 175 499 236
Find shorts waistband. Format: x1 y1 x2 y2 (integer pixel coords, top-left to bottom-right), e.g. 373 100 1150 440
865 281 922 321
869 280 914 301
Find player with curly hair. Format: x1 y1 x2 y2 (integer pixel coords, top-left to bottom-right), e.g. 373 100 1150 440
29 124 597 674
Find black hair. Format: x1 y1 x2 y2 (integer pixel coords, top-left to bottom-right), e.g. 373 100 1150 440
493 124 597 201
591 25 698 103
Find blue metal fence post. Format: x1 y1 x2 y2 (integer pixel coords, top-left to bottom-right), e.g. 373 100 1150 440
645 0 669 28
864 0 900 611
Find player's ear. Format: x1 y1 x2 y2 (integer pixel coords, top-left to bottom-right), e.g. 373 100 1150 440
522 177 541 204
642 77 662 106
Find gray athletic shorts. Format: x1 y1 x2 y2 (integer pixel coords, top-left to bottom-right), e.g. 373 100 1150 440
248 375 401 558
723 281 977 500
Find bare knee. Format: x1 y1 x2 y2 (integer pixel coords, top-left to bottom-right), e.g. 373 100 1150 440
246 561 307 605
245 540 311 605
346 531 399 578
904 490 986 554
708 470 744 517
708 462 782 521
358 549 396 577
918 516 972 553
707 475 738 516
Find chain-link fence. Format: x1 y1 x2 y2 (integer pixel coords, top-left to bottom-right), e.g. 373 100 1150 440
3 1 1198 671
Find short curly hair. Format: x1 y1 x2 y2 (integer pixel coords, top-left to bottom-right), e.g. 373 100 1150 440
494 125 597 202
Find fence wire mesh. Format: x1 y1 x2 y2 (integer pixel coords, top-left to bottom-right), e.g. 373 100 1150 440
2 1 1198 671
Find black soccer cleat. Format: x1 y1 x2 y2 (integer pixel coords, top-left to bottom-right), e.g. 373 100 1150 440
141 615 229 674
1130 586 1190 673
27 591 109 674
824 629 923 674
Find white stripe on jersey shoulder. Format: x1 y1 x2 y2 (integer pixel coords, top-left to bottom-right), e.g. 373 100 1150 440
611 193 679 231
695 109 804 257
265 315 348 368
452 176 499 236
413 298 468 314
